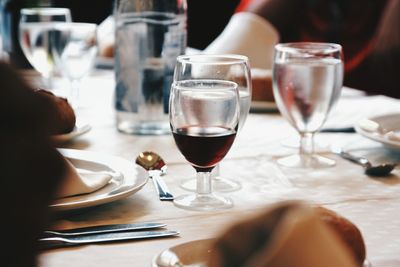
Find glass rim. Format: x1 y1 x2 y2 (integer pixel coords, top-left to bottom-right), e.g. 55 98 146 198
173 79 239 90
20 7 71 16
275 42 342 54
177 54 249 65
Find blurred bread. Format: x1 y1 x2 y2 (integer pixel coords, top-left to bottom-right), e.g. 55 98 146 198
251 68 274 102
208 202 365 267
33 89 76 135
99 41 114 58
315 206 366 267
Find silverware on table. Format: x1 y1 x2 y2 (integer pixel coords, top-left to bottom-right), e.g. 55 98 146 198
39 230 180 249
332 147 397 176
43 222 166 237
135 151 174 201
320 127 355 133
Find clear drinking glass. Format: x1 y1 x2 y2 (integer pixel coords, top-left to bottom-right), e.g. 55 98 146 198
170 55 241 211
19 7 72 89
52 22 98 109
179 54 251 192
272 42 343 168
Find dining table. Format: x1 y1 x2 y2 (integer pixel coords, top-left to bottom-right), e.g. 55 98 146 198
38 67 400 267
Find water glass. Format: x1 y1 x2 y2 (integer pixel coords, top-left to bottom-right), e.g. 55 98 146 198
273 42 343 168
19 7 71 89
52 22 98 109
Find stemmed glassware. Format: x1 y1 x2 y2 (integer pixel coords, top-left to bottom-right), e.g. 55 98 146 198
19 7 72 89
272 42 343 168
179 54 251 192
170 54 241 211
52 22 98 109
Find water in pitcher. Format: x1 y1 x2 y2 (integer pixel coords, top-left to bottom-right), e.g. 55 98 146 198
115 11 186 135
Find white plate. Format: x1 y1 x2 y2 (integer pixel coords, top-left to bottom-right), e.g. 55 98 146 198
51 123 91 143
250 101 278 113
355 113 400 151
50 149 148 212
152 238 214 267
152 238 372 267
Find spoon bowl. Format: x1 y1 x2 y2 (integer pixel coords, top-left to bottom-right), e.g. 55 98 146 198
364 163 396 176
333 148 397 176
136 151 167 175
136 151 173 201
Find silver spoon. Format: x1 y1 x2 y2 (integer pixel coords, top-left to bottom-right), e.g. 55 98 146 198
333 148 397 176
136 151 174 201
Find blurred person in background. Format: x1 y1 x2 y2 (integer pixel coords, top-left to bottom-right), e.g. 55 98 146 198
1 0 238 67
186 0 240 49
52 0 240 49
205 0 400 99
51 0 112 24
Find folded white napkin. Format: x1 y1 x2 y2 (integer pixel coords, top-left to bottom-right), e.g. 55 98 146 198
208 202 359 267
204 12 279 69
57 157 112 198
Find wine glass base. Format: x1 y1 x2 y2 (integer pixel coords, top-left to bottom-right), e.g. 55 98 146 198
180 177 241 193
280 137 329 151
173 193 233 211
277 154 335 168
212 176 242 192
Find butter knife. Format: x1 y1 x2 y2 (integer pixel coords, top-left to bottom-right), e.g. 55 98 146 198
43 222 166 237
39 230 179 249
320 127 355 133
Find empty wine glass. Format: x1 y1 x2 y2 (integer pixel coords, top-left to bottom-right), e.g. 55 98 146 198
273 42 343 168
19 7 72 89
52 22 98 109
179 54 251 193
170 54 240 211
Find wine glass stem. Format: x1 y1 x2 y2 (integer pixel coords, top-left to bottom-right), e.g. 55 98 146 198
196 171 212 196
299 132 315 158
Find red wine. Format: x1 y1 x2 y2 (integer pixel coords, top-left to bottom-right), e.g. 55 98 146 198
173 126 236 171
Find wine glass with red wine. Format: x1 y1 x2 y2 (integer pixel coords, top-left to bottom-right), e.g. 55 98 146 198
178 54 251 193
170 55 241 211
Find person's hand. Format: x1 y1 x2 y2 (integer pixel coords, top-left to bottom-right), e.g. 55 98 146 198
0 62 66 267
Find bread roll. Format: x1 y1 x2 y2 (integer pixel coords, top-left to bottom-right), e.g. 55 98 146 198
33 89 76 135
315 207 366 267
99 41 114 58
208 203 366 267
251 68 274 102
230 68 274 102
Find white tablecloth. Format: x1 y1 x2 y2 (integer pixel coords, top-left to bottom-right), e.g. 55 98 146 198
39 69 400 267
